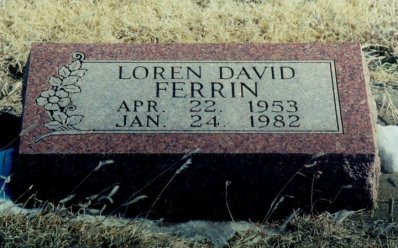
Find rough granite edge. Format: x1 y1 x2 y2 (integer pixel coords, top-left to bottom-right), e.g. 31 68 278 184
361 49 380 206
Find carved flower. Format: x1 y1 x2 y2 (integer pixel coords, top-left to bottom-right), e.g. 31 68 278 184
36 89 71 111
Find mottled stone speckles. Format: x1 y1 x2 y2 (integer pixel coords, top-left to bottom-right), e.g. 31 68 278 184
14 43 379 220
21 43 375 155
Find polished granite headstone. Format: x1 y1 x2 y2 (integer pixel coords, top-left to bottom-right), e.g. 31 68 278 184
12 43 379 221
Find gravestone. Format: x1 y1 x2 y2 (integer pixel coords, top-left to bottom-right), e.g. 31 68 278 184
12 43 379 221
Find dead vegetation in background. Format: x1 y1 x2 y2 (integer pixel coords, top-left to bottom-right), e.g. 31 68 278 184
0 0 397 117
364 45 398 124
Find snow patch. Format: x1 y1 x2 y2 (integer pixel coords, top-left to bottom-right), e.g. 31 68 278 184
377 125 398 173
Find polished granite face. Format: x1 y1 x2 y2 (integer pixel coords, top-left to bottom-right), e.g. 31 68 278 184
14 43 379 221
29 59 341 135
21 43 375 155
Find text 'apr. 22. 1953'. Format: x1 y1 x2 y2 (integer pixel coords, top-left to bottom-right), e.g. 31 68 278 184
35 53 342 140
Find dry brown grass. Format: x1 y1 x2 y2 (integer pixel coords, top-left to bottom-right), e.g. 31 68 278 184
1 208 398 248
0 210 195 247
0 0 397 116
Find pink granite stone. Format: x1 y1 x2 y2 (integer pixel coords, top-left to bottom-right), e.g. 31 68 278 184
12 43 379 221
20 43 376 155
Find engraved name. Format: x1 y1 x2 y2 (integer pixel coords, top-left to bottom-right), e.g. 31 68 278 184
34 52 342 143
115 64 297 128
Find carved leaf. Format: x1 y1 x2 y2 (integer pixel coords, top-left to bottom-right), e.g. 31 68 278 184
66 115 83 126
68 60 82 71
52 111 68 124
62 76 79 86
48 77 62 87
44 121 63 130
70 69 87 77
63 85 81 93
58 66 70 78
